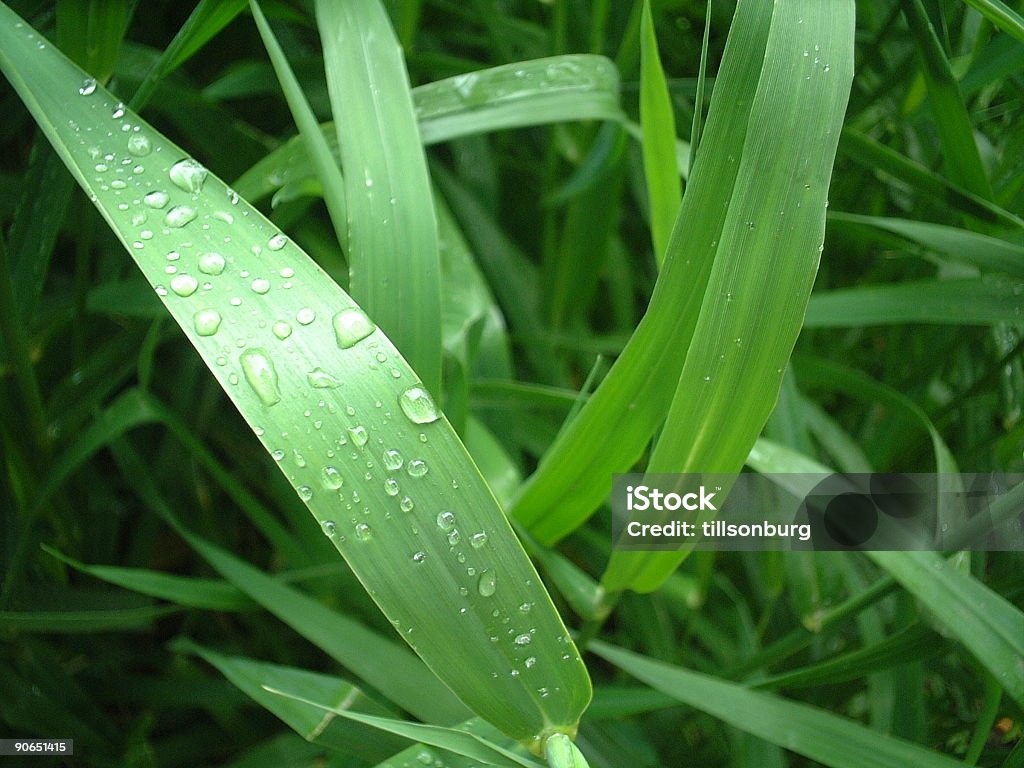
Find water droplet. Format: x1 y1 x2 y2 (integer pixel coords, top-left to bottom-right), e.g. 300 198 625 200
447 530 461 546
127 134 151 156
525 657 537 668
321 466 343 490
322 520 337 537
169 158 208 194
384 478 400 496
192 254 225 279
519 602 532 613
169 274 198 297
271 449 285 461
240 348 281 406
470 532 488 549
293 450 307 468
272 321 292 340
297 485 313 501
478 570 496 597
399 496 414 513
355 523 372 542
412 551 426 563
383 449 404 470
296 308 316 325
407 459 428 478
193 308 222 336
307 368 340 388
399 386 439 424
165 205 197 228
436 512 455 531
514 634 532 646
332 307 376 348
78 78 97 96
251 278 270 295
268 234 288 251
348 426 369 446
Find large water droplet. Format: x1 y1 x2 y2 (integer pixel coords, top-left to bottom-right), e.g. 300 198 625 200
198 252 226 275
78 78 97 96
272 321 292 340
436 511 455 531
407 459 428 478
240 348 281 406
296 308 316 326
399 387 440 424
143 190 169 209
470 532 488 549
297 485 313 501
514 633 532 646
170 274 198 297
307 368 340 388
268 234 288 251
354 523 373 542
127 134 152 157
478 570 496 597
169 158 208 194
348 426 369 446
399 496 414 512
447 530 461 546
332 308 376 348
250 278 270 295
384 478 400 496
322 520 337 538
383 449 404 471
412 551 426 563
321 466 343 490
165 205 197 228
193 309 222 336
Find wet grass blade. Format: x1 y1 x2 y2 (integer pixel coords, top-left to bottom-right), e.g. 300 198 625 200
234 55 622 205
0 3 590 748
314 0 442 397
604 0 854 593
639 0 681 266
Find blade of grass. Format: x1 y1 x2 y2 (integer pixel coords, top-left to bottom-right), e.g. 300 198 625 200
603 0 855 592
638 0 681 267
804 278 1024 326
314 0 442 397
959 0 1024 43
512 0 777 542
0 4 590 747
234 55 623 205
592 641 975 768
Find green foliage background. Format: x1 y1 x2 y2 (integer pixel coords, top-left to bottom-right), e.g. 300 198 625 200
0 0 1022 767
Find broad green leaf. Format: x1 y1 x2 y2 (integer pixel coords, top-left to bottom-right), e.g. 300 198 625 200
639 0 681 267
805 278 1024 326
592 641 974 768
868 551 1024 709
314 0 442 398
603 0 855 592
0 4 590 747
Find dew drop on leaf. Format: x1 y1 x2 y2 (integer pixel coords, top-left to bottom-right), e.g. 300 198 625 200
169 158 208 194
198 252 226 275
478 570 497 597
332 307 376 348
399 386 440 424
407 459 428 478
296 308 316 326
307 368 340 388
193 309 221 336
127 134 151 157
272 321 292 340
239 348 281 406
354 523 373 542
164 205 197 228
321 466 343 490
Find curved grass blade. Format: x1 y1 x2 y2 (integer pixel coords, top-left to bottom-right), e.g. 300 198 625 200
592 641 974 768
960 0 1024 44
603 0 855 594
0 4 590 747
234 54 622 206
313 0 442 398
